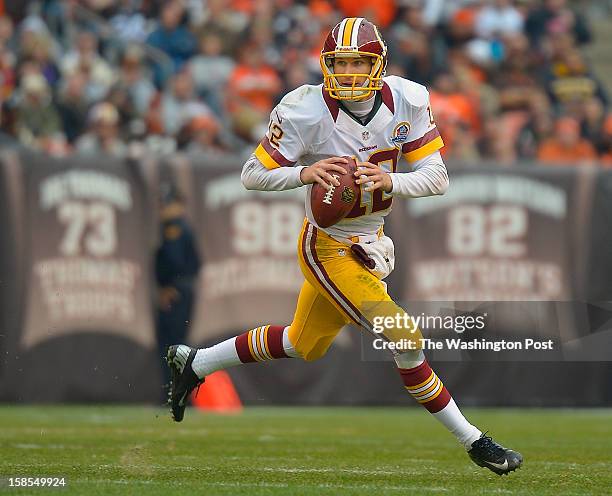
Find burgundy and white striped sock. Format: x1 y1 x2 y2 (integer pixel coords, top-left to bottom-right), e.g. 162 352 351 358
399 360 481 449
191 325 297 378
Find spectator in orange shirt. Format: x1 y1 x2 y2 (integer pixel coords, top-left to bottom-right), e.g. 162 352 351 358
0 44 14 99
336 0 396 28
429 71 480 159
537 116 597 166
227 44 281 141
446 6 478 48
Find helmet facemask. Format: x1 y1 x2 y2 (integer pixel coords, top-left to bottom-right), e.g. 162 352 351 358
320 51 385 101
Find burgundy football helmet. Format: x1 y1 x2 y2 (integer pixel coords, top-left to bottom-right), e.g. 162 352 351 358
320 17 388 100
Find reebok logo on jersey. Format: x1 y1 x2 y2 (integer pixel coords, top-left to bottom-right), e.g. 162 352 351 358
359 145 377 152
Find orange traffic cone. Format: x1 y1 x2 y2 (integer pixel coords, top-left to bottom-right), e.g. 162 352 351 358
191 370 243 413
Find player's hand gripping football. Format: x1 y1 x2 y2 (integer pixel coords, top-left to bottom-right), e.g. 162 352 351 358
354 162 393 192
300 157 348 189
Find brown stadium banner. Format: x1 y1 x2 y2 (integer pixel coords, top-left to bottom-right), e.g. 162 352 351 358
167 156 306 345
393 165 589 302
0 147 26 385
1 155 610 406
382 165 612 406
0 150 161 402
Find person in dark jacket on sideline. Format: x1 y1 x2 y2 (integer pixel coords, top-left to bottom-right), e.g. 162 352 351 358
155 184 201 389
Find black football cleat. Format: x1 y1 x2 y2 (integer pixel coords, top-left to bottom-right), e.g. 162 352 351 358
468 433 523 476
166 345 204 422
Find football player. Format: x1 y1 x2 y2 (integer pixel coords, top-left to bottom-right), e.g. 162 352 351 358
167 17 523 476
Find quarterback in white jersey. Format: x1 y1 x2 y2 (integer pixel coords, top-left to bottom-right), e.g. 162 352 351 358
167 16 523 476
249 74 447 239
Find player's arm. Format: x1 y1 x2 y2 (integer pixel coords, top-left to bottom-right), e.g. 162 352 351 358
241 106 347 191
241 154 305 191
241 154 349 192
355 88 448 197
388 150 448 197
391 90 448 197
354 151 448 197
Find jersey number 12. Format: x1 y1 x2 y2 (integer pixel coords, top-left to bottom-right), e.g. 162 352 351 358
345 148 399 218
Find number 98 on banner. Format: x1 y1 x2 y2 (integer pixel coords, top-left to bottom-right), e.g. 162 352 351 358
231 201 304 256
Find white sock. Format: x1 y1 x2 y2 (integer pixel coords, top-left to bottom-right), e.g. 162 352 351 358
394 349 425 369
191 337 240 378
432 398 482 450
282 327 300 358
191 326 298 378
398 355 482 450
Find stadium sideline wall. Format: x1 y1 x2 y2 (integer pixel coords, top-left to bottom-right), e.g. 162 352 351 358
0 150 611 406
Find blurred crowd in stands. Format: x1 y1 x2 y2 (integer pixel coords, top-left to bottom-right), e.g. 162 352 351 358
0 0 611 166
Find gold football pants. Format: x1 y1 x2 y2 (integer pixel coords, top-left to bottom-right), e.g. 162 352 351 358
288 220 422 361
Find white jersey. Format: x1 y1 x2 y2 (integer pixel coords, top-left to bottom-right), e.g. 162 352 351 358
253 75 445 239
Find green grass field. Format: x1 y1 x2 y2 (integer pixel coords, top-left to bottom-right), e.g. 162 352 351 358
0 406 610 495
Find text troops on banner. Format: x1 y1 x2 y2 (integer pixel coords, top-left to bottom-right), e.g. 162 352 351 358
0 151 159 402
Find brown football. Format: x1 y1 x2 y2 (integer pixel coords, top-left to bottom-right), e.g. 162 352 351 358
310 156 359 228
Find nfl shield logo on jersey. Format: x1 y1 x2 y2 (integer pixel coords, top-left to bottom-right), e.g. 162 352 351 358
362 131 370 141
391 122 411 144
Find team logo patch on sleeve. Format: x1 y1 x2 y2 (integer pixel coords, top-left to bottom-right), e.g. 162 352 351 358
391 122 411 144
